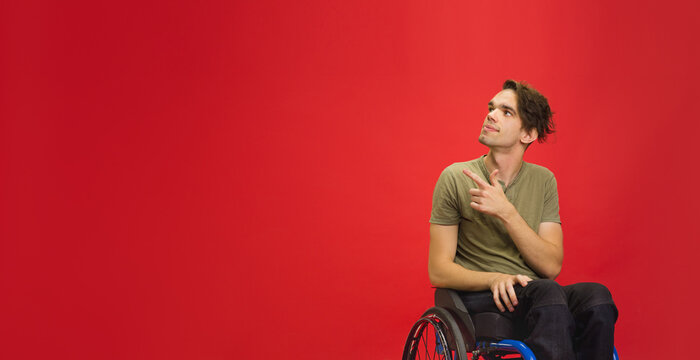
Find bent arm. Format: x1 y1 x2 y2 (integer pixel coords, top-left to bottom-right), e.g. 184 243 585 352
428 223 509 291
463 168 563 279
428 223 532 312
500 213 563 279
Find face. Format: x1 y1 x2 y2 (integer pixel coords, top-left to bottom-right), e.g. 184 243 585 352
478 89 535 149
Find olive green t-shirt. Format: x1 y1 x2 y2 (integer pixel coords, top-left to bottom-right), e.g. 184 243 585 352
429 155 561 279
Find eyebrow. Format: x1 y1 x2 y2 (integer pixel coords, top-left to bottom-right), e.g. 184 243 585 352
488 101 517 115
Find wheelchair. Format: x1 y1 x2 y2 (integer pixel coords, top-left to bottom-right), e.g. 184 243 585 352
403 288 619 360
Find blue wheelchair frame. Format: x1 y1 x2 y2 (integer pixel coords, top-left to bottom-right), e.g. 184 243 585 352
403 288 619 360
435 339 618 360
470 340 618 360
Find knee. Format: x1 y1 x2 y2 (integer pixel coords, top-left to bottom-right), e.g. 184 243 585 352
522 279 567 305
566 282 617 320
580 282 612 300
578 303 618 327
570 282 614 306
528 279 560 289
527 279 563 292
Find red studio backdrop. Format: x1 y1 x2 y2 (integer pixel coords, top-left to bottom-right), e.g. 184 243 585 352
2 1 700 359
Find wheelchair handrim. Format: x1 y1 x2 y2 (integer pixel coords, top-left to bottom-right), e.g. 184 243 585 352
403 315 454 360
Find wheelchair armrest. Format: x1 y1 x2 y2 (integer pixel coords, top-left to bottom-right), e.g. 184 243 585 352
434 288 476 344
434 288 469 314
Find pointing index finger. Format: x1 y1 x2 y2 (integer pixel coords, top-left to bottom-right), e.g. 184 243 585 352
463 169 489 189
489 169 502 190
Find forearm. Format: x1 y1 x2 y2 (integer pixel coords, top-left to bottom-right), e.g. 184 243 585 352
500 208 562 279
463 168 562 278
428 222 535 312
428 259 503 291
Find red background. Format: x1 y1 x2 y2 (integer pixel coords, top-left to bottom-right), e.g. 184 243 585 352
2 1 700 359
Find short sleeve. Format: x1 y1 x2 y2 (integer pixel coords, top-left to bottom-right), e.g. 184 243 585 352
429 168 462 225
541 174 561 224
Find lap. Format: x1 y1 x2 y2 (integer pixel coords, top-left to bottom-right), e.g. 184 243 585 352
457 280 614 316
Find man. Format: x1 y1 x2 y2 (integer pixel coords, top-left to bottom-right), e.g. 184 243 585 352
428 80 617 360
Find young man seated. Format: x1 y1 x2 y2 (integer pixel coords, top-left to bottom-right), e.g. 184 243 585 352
428 80 617 360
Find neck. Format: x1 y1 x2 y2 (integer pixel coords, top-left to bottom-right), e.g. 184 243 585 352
484 148 525 187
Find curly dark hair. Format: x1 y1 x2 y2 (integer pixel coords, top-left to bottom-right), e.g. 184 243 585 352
502 79 554 143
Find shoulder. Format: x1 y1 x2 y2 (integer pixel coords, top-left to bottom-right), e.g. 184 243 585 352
523 162 556 181
435 158 483 192
440 157 482 177
521 162 558 193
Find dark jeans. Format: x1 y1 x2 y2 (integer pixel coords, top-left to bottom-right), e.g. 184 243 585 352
458 280 618 360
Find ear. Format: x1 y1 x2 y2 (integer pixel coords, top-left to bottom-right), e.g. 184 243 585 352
520 127 538 145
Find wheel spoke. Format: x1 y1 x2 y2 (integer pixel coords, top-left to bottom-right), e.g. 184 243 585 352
422 323 429 360
430 327 435 360
404 317 451 360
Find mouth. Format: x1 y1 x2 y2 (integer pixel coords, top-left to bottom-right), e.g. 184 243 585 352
483 124 499 132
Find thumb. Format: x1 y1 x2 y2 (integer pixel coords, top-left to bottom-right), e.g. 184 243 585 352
490 169 502 188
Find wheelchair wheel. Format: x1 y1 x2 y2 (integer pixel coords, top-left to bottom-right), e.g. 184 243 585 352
403 307 469 360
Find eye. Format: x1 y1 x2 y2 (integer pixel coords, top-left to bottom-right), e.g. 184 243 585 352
504 110 512 116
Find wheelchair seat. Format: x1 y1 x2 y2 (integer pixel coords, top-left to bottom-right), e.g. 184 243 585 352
435 288 515 341
402 288 619 360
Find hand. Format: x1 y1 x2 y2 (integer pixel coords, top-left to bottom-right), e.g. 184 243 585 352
463 169 515 220
488 273 532 312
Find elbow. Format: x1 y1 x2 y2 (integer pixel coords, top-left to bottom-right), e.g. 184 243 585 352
429 272 445 288
430 276 448 289
428 262 449 288
544 270 560 280
543 263 562 280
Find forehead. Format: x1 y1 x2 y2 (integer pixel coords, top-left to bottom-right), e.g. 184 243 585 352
490 89 518 109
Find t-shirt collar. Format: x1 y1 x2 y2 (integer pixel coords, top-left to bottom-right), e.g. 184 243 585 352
477 155 528 191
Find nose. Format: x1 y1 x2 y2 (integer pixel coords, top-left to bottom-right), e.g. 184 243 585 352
487 110 497 123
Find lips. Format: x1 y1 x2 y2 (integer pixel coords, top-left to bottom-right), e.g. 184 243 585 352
484 124 499 132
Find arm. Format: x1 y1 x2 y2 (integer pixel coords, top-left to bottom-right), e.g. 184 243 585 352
428 223 532 312
502 217 563 279
463 169 563 279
